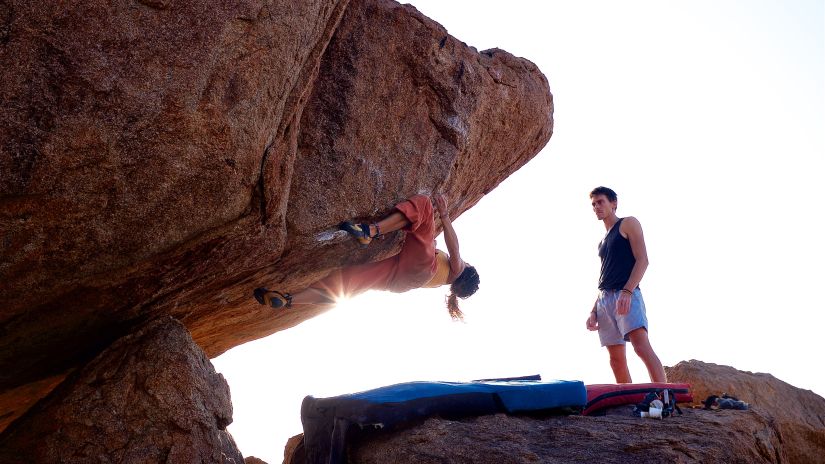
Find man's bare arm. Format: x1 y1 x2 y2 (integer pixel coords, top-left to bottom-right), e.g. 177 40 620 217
616 216 648 315
435 194 465 278
586 299 599 331
621 216 649 290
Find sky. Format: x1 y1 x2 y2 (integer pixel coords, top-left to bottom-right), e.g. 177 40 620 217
213 1 825 461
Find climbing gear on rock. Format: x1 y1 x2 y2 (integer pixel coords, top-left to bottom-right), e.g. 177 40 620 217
702 393 749 410
633 389 682 418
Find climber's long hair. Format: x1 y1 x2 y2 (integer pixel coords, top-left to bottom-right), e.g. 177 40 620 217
446 265 479 321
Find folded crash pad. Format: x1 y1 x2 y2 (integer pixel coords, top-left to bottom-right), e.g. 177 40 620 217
583 382 692 416
301 378 586 464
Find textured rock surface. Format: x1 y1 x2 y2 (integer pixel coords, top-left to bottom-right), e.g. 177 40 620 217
0 0 553 430
667 360 825 464
283 434 305 464
289 0 553 237
348 408 784 464
0 0 351 429
0 316 243 463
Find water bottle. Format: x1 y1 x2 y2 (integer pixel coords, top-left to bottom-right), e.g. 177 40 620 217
641 407 663 419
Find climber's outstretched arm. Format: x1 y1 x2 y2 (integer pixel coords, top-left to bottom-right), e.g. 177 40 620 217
435 194 465 280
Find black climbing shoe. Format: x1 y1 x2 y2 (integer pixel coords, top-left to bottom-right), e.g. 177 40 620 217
253 288 292 309
340 221 379 247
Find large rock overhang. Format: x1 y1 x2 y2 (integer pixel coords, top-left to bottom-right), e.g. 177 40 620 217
0 0 553 431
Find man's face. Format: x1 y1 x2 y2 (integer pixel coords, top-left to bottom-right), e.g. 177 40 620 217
591 194 616 220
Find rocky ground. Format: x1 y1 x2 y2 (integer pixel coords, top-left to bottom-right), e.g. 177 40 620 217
348 407 783 464
284 360 825 464
0 317 242 463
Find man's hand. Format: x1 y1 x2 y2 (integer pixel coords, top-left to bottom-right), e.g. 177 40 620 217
586 312 599 331
434 194 449 216
616 293 631 316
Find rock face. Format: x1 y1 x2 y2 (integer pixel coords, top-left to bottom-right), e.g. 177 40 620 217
667 360 825 464
283 434 305 464
290 0 552 237
244 457 269 464
0 316 243 463
0 0 553 429
349 409 784 464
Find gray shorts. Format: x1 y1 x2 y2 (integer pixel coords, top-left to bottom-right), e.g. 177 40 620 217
596 288 648 346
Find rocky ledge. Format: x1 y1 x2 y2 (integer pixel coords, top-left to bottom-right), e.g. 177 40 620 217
288 360 825 464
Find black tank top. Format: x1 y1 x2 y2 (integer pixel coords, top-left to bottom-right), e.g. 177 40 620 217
598 218 636 290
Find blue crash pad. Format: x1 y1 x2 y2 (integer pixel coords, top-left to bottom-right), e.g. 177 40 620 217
347 379 585 413
300 377 586 464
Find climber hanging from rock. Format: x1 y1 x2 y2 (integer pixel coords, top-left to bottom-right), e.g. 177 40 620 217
253 194 480 320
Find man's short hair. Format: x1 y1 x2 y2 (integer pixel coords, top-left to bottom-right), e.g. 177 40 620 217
590 186 617 202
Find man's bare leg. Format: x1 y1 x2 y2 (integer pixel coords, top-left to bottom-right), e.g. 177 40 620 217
627 328 667 382
606 344 632 383
368 211 411 237
289 288 335 306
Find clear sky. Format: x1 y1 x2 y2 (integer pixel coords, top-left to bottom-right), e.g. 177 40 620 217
213 1 825 461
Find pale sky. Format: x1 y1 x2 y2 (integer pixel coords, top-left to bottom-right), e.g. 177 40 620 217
213 1 825 461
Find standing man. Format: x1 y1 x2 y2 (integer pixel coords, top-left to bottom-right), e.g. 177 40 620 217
586 187 667 383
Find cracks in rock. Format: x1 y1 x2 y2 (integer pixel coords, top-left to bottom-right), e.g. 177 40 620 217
0 2 12 45
764 416 785 463
233 46 269 62
134 0 171 11
250 0 351 229
427 114 460 151
484 65 517 88
214 410 231 430
455 61 465 82
255 139 275 226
